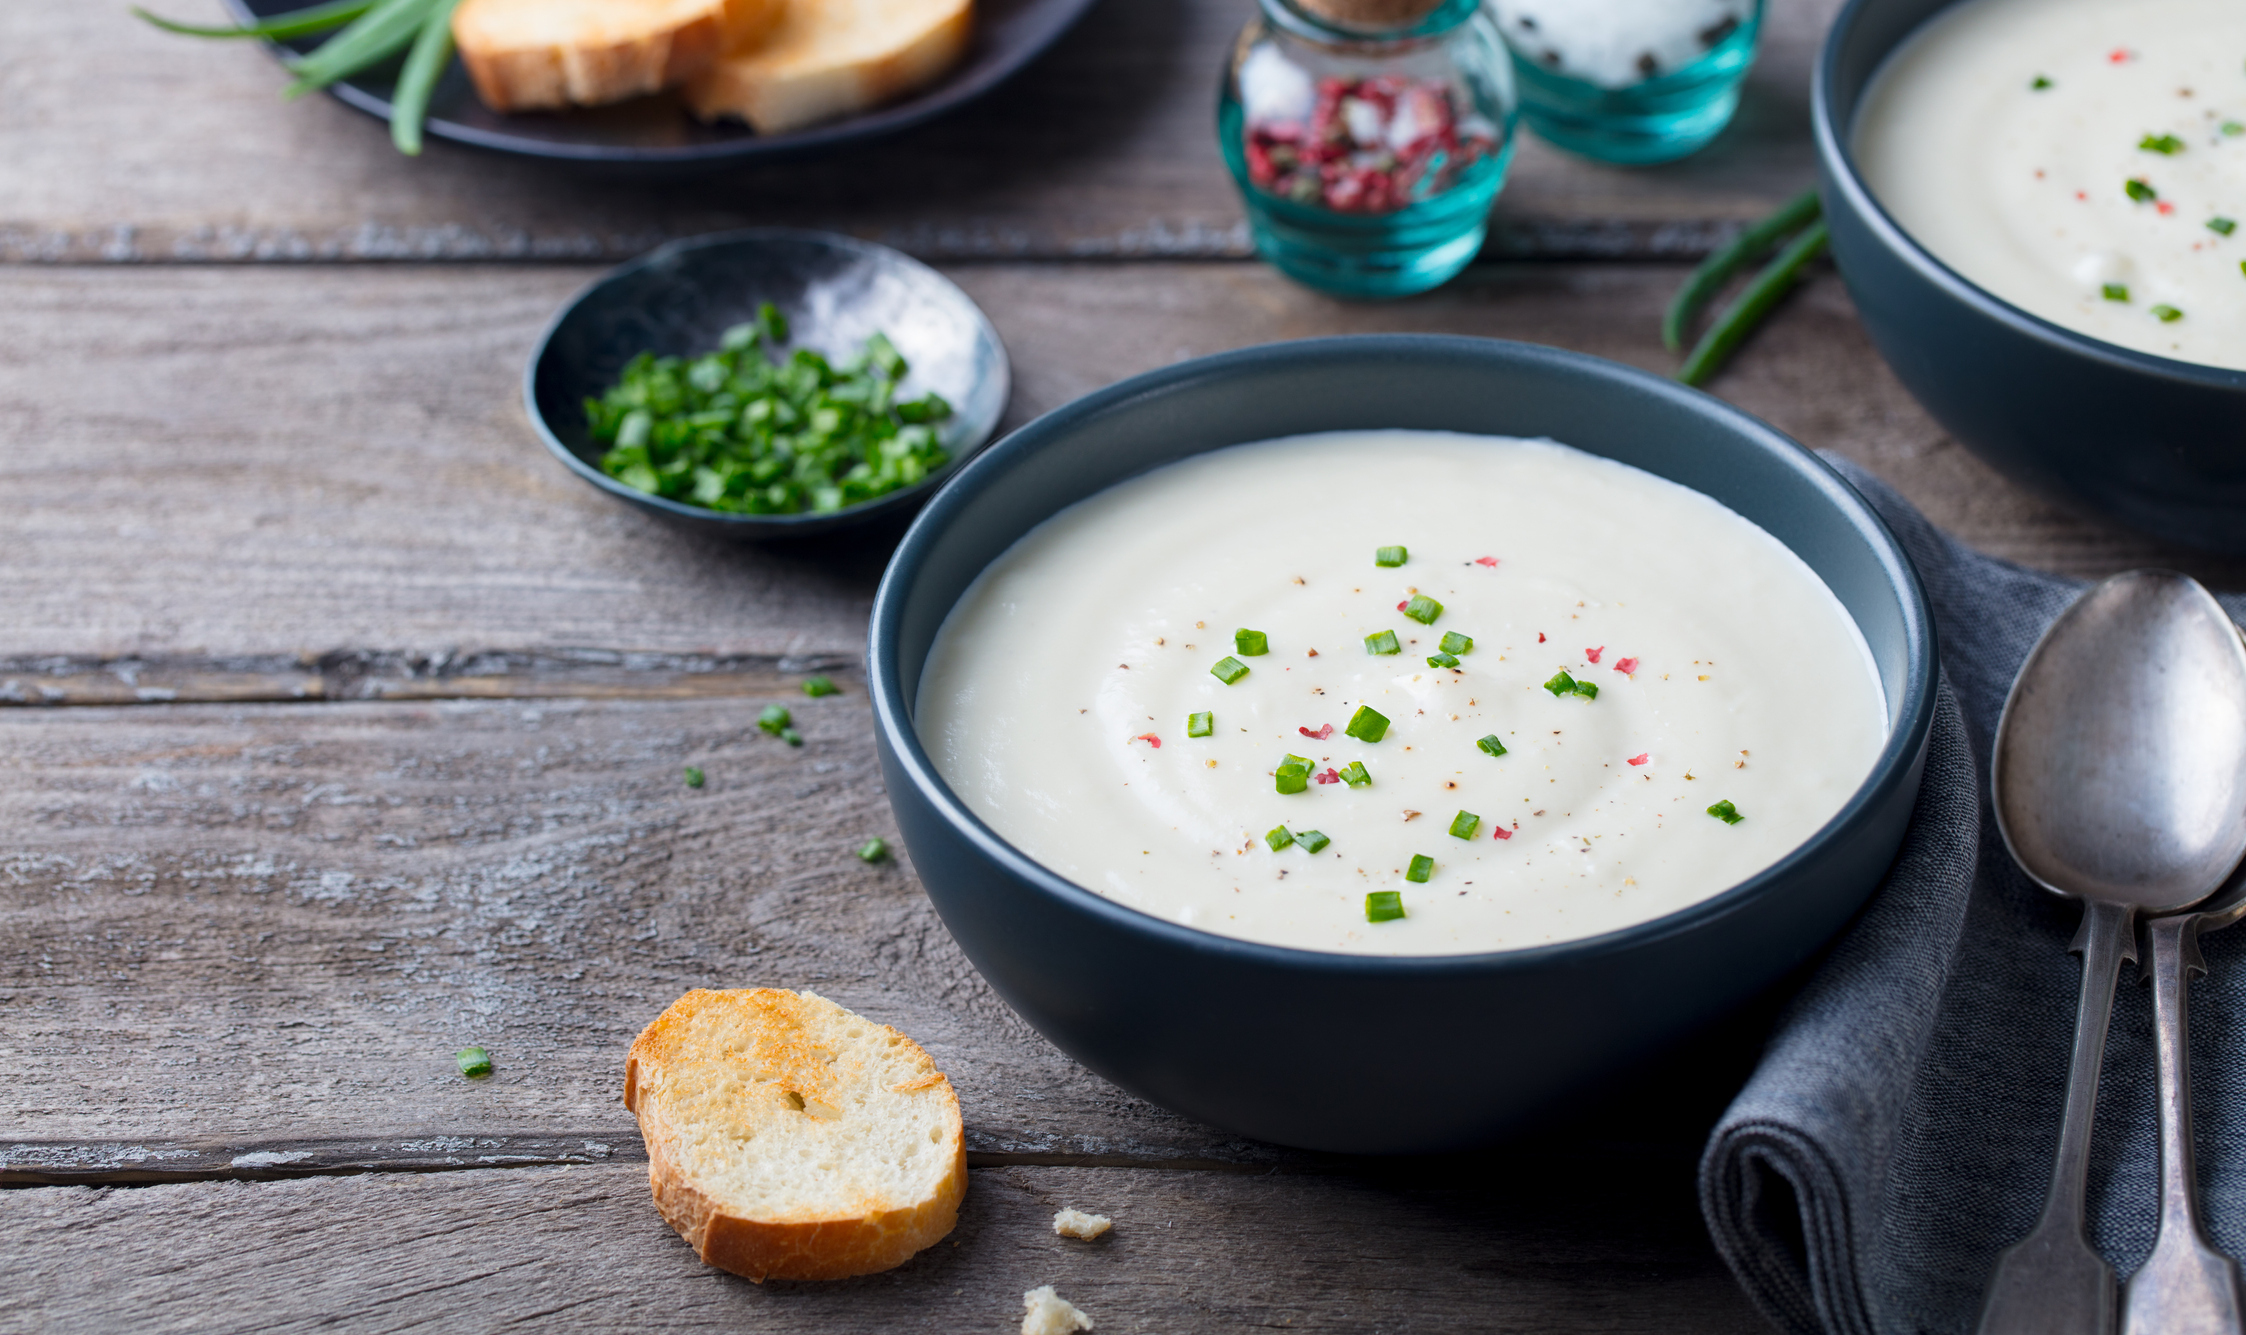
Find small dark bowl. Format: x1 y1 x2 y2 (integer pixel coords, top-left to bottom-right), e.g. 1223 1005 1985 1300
869 336 1937 1154
526 230 1009 541
1816 0 2246 553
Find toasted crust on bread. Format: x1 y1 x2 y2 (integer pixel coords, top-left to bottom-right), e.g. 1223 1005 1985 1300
453 0 784 112
626 988 967 1282
683 0 973 135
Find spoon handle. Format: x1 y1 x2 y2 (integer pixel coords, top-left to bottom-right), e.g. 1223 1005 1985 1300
2121 914 2245 1335
1977 898 2136 1335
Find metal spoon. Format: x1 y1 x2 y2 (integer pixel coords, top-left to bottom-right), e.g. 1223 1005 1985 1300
2123 854 2246 1335
1978 571 2246 1335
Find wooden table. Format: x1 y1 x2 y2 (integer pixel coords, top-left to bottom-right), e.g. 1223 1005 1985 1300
6 2 2243 1330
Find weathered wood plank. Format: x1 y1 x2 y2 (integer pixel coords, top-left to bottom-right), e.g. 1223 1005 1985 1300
0 263 2235 676
0 0 1841 263
0 1161 1775 1333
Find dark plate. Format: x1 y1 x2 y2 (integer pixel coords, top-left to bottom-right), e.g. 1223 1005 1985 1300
527 229 1010 540
225 0 1099 165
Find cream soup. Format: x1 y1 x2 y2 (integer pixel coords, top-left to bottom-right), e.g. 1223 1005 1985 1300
916 432 1887 956
1855 0 2246 371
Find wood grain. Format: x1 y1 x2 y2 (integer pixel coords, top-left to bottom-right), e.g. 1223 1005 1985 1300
0 263 2233 674
0 0 1843 264
0 1161 1774 1333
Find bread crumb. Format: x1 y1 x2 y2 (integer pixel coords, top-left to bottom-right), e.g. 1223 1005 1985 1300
1053 1207 1112 1240
1023 1285 1093 1334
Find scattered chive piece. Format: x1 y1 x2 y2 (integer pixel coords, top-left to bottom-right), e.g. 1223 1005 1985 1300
1544 671 1579 697
2151 304 2183 322
1439 631 1473 655
1187 711 1214 738
802 675 839 697
1375 546 1408 567
1405 855 1434 884
1676 218 1829 387
1345 706 1390 743
684 767 705 788
858 837 889 862
2227 121 2246 137
1365 629 1402 655
1366 890 1407 922
2126 178 2158 203
2211 218 2238 236
1448 810 1481 840
758 703 792 735
1572 679 1599 701
781 727 804 747
2103 283 2131 302
1284 753 1314 771
1427 652 1460 669
1211 656 1251 685
1275 762 1311 795
1235 629 1270 657
1663 187 1822 353
456 1046 492 1079
1265 825 1295 852
1298 830 1331 854
2139 133 2185 155
1339 761 1372 787
1477 734 1508 758
1402 594 1443 625
1707 800 1744 825
2030 74 2052 89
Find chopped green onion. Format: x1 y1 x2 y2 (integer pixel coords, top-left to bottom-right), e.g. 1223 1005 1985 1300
1345 706 1390 743
1366 890 1407 922
1663 187 1822 353
1187 711 1214 738
1543 671 1579 697
2103 283 2131 302
1211 657 1251 685
1676 220 1830 387
1284 753 1314 771
1339 761 1372 787
1448 810 1480 840
456 1046 492 1078
2030 75 2053 89
1707 800 1744 825
2211 218 2238 236
1375 546 1408 568
781 728 804 747
758 704 792 735
134 0 373 39
2151 304 2184 322
858 837 889 862
1402 595 1443 625
2139 133 2185 155
684 767 705 789
2126 178 2158 203
1235 629 1270 657
1275 762 1311 795
1297 830 1331 854
1265 825 1295 851
2226 121 2246 137
803 675 840 697
1405 855 1434 884
1477 734 1508 758
1365 629 1401 655
1572 679 1599 700
1427 652 1460 669
1439 631 1473 655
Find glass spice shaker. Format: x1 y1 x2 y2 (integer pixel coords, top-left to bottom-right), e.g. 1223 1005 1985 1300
1494 0 1765 164
1219 0 1518 299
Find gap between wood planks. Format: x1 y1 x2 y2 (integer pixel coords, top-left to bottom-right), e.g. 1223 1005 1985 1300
0 651 856 707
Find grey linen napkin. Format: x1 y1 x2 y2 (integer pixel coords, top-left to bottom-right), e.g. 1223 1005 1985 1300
1700 456 2246 1335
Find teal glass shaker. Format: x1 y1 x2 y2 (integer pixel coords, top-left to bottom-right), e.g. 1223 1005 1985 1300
1495 0 1765 163
1219 0 1518 299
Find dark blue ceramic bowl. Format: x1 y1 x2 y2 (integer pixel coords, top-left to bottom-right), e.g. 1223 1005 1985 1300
1816 0 2246 553
870 336 1936 1153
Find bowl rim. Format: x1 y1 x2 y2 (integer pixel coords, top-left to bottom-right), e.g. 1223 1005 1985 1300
522 227 1011 533
1813 0 2246 391
869 334 1939 977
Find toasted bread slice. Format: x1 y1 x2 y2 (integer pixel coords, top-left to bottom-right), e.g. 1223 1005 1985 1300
625 988 967 1282
453 0 785 113
684 0 974 135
